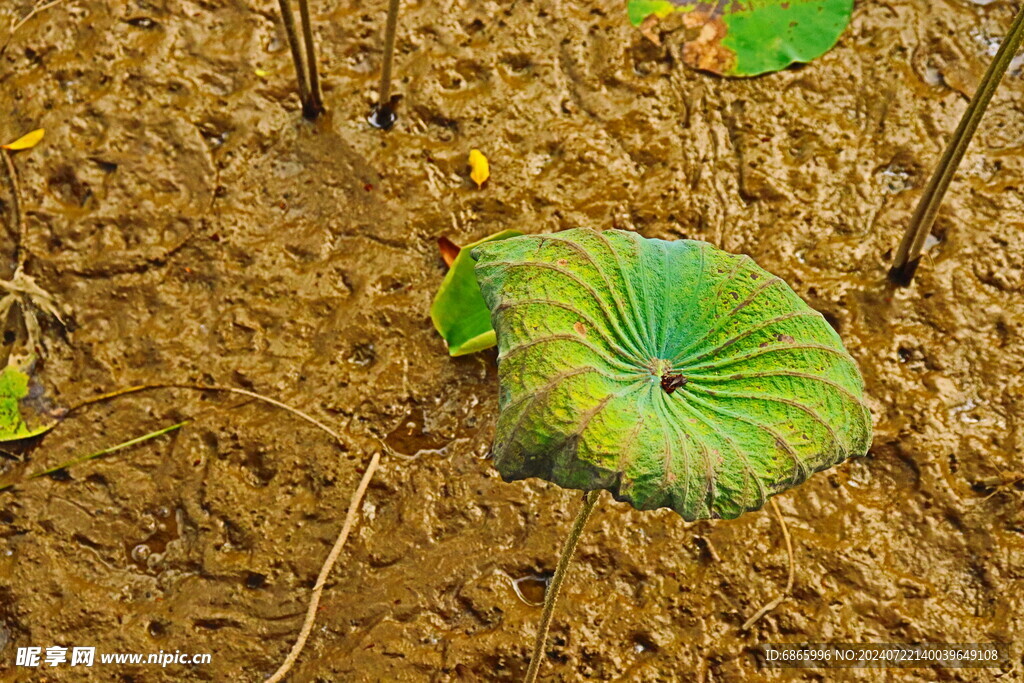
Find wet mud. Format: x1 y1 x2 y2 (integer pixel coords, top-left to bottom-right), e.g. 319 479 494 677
1 0 1023 680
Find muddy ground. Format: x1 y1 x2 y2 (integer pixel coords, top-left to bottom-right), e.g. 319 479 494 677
0 0 1023 680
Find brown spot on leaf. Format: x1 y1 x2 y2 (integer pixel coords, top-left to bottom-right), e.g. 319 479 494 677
775 333 796 343
681 14 735 76
573 321 587 336
557 258 569 266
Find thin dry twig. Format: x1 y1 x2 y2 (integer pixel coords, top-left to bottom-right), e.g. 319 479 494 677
65 382 383 681
741 498 794 631
1 0 65 57
265 450 381 683
68 383 345 446
195 385 343 444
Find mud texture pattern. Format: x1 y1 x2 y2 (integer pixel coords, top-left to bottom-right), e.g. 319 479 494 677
1 0 1023 681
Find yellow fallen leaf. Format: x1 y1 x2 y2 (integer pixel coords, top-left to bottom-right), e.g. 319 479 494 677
254 67 271 78
2 129 44 151
469 149 489 188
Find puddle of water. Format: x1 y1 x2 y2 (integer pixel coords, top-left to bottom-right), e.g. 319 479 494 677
384 407 453 458
499 571 551 607
879 164 912 194
125 507 181 573
951 396 983 424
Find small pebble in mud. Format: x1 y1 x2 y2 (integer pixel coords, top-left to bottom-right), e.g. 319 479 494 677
130 544 151 564
47 468 72 482
244 572 267 589
348 343 376 367
631 633 659 654
126 17 159 29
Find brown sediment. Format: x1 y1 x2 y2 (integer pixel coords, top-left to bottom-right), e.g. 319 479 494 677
639 14 663 46
0 0 1022 680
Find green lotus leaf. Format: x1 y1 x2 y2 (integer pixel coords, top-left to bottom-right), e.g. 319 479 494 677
431 230 523 357
472 228 871 520
627 0 853 77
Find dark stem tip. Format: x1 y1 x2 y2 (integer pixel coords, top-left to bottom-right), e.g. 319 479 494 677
887 258 921 287
301 102 325 121
367 103 397 131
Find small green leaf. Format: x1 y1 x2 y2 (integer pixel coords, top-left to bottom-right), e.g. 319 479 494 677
0 364 58 441
472 229 871 520
627 0 678 26
431 230 522 357
627 0 852 77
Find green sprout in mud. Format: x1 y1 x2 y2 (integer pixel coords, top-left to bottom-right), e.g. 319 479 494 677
464 228 872 681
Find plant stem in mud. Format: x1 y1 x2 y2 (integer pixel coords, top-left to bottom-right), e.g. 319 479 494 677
297 0 324 118
277 0 313 117
524 490 599 683
368 0 401 129
889 1 1024 286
